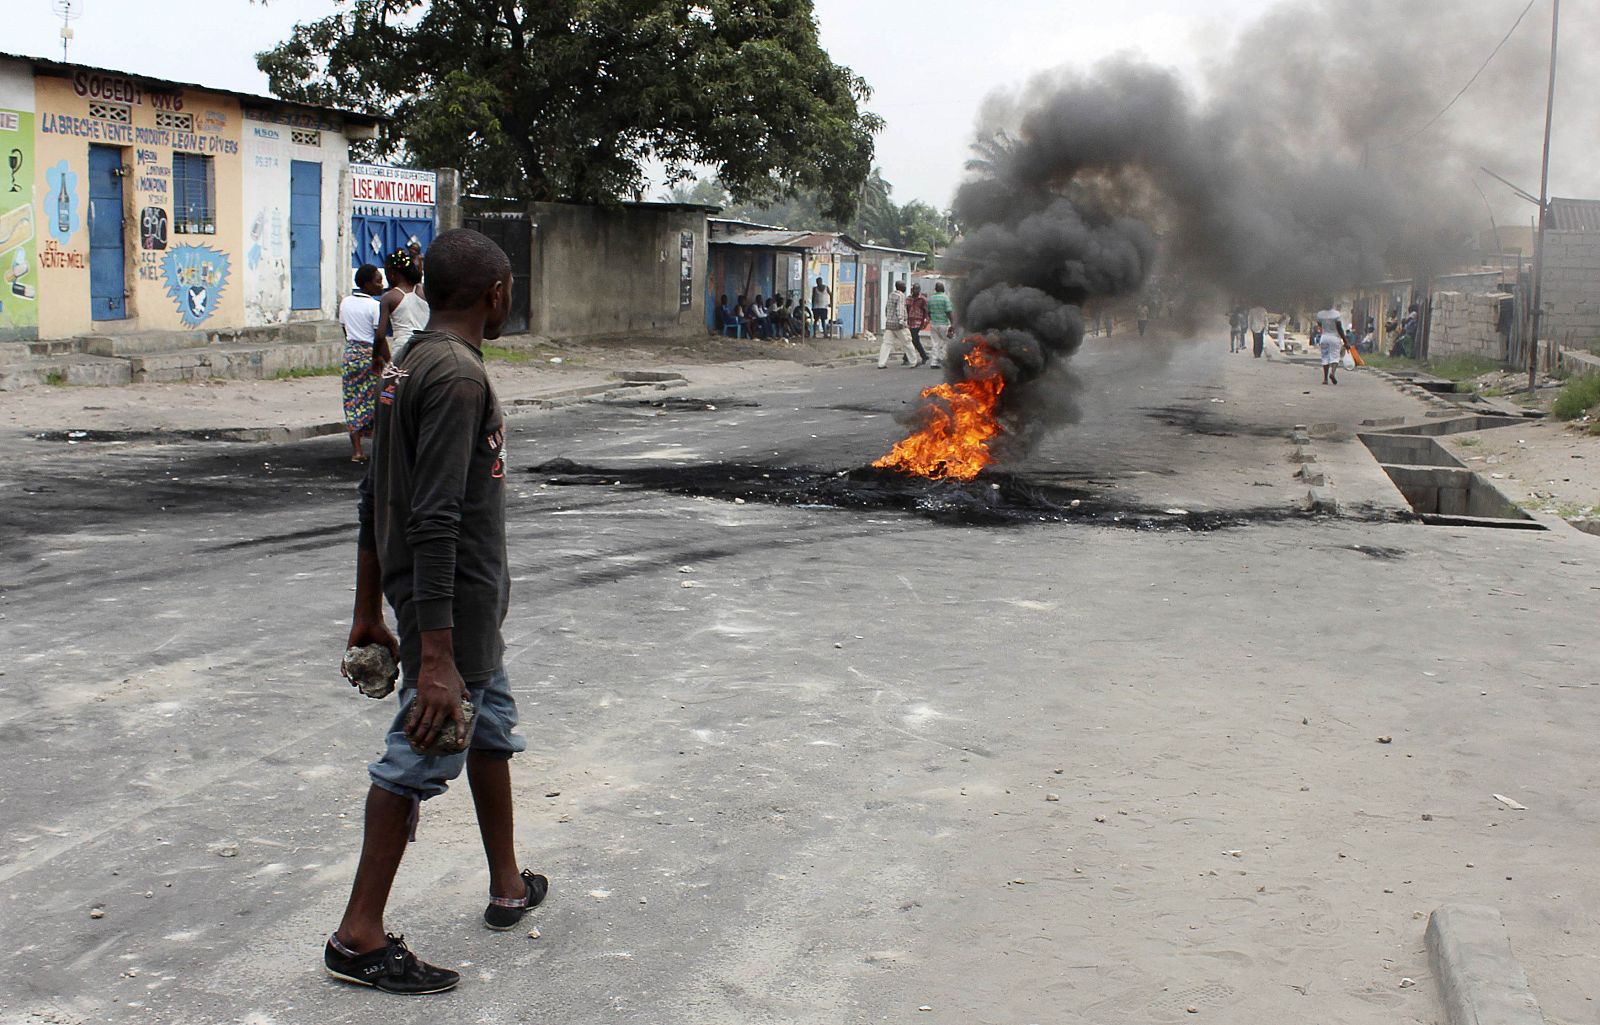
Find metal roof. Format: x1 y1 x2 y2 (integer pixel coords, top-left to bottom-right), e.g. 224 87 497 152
709 219 871 254
1549 197 1600 231
710 229 814 249
621 201 722 213
858 243 928 259
0 50 383 127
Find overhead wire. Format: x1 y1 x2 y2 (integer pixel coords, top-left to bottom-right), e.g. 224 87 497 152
1376 0 1537 150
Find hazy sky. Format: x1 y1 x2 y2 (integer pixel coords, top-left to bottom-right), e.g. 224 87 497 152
2 0 1569 213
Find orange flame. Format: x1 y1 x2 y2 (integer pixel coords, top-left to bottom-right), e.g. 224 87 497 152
873 341 1005 480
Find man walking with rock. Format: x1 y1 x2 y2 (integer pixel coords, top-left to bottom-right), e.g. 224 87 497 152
325 228 547 996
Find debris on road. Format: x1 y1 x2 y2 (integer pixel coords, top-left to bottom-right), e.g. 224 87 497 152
1492 794 1528 811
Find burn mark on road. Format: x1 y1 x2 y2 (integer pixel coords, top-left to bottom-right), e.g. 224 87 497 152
530 459 1310 531
1335 544 1409 560
622 397 758 412
1138 406 1284 439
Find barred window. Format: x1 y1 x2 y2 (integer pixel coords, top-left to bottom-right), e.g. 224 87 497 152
291 128 322 147
154 111 194 132
172 153 216 234
88 101 131 124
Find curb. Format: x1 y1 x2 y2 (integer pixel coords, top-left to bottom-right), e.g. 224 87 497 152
1426 904 1545 1025
1289 425 1338 513
505 378 688 412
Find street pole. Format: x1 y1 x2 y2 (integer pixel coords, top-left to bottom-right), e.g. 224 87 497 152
1527 0 1559 393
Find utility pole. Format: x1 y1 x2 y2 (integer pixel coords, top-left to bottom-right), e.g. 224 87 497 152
1527 0 1559 393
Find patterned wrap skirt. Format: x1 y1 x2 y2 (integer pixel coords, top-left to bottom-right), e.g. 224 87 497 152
342 339 377 430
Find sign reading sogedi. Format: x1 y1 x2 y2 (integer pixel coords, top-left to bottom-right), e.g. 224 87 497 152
350 164 437 207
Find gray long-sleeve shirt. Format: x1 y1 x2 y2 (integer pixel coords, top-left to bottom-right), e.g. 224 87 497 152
357 330 509 683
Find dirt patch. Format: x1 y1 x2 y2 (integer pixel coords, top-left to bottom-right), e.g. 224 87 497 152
1439 419 1600 524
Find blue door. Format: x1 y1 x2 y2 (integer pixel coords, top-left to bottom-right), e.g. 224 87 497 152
350 215 435 275
88 145 126 321
289 160 321 310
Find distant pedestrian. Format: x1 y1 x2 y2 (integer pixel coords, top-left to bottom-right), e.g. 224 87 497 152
1137 303 1151 337
878 281 921 368
751 293 770 338
378 248 429 365
407 241 427 301
735 294 754 336
811 277 832 337
906 284 931 366
340 263 386 463
1229 308 1245 352
1316 306 1348 385
1248 305 1268 358
926 282 954 368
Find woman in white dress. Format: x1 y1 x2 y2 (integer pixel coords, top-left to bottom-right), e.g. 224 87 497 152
376 247 430 365
1316 307 1348 385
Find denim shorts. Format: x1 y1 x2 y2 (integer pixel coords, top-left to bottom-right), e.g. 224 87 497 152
368 664 526 802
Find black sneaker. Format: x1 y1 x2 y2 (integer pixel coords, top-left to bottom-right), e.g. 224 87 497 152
324 933 460 994
483 869 550 931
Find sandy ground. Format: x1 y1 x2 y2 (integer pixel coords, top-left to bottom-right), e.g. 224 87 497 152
0 331 868 435
1439 417 1600 522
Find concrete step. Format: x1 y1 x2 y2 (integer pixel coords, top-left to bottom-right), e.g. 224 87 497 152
25 338 83 357
127 339 343 384
0 353 133 390
82 320 344 357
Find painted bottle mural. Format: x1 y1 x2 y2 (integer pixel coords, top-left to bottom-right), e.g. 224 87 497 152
57 175 69 234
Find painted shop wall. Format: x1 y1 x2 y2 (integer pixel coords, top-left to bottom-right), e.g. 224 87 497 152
0 59 39 341
806 249 863 336
33 69 244 338
240 107 348 326
528 202 707 340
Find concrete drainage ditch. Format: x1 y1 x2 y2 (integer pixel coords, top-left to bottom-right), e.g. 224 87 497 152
1360 421 1546 530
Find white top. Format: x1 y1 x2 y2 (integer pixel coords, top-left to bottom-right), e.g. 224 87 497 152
1315 309 1345 339
389 290 431 359
339 292 381 345
1247 306 1268 332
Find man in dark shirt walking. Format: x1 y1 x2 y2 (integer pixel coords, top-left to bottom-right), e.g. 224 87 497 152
325 228 546 995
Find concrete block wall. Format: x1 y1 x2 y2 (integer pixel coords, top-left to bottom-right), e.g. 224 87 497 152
1541 230 1600 347
526 202 708 341
1428 291 1509 361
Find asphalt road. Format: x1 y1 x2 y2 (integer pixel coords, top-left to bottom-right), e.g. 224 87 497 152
3 339 1597 1025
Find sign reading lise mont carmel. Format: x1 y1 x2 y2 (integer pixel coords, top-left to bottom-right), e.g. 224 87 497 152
349 163 437 207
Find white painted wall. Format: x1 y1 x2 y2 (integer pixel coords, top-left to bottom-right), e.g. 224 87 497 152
239 113 348 326
0 58 33 110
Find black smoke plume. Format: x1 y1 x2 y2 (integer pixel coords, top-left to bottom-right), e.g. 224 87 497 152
935 0 1599 463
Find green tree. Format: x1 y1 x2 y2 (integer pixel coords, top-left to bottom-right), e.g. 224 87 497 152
258 0 881 219
893 200 955 262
